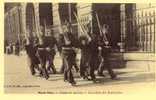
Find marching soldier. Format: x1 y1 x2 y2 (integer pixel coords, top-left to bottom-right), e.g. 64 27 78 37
36 35 49 79
42 31 57 74
97 24 117 79
79 36 91 80
79 20 92 80
59 23 79 74
61 22 78 85
89 33 100 82
25 36 41 76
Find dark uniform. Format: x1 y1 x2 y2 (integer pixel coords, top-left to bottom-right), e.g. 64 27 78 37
59 34 79 74
25 38 40 76
36 38 49 79
61 31 78 85
97 25 117 79
79 36 91 80
42 35 57 74
89 34 100 81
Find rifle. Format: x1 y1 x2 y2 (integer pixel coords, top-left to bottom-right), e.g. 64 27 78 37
95 13 109 45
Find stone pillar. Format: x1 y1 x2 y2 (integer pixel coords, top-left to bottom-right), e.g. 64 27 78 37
52 3 62 37
34 3 41 37
120 4 126 52
154 7 156 53
21 3 27 37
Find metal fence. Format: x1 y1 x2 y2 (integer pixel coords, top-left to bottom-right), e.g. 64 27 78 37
125 6 156 53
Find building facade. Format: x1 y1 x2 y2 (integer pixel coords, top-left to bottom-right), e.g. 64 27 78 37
4 3 156 61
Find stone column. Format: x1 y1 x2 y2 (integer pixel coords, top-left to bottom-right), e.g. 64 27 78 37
120 4 126 52
21 3 27 37
52 3 62 37
34 3 41 37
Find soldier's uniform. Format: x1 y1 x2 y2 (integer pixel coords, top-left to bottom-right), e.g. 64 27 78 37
59 32 79 74
89 34 100 82
97 25 117 79
42 35 57 74
61 31 77 85
36 38 49 79
79 36 91 80
25 37 40 76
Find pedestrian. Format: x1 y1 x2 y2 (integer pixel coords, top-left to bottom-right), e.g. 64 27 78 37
4 40 9 54
15 40 20 56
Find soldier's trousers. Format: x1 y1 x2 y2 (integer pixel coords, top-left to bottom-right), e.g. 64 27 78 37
46 52 57 73
80 52 90 77
98 51 116 78
27 56 40 75
89 55 99 80
62 50 75 83
60 51 78 73
37 51 49 79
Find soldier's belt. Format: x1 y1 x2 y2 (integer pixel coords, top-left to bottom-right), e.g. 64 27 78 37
38 48 45 50
38 47 55 50
62 47 75 50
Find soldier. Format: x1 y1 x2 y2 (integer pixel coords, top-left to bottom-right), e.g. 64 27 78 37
61 22 78 85
4 40 9 54
97 24 117 79
78 20 92 80
79 36 91 80
89 33 100 82
36 36 49 79
59 25 79 74
25 36 40 76
42 31 57 74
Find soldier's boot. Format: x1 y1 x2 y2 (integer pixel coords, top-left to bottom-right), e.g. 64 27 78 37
64 70 68 82
106 66 117 80
42 68 49 80
68 70 76 86
81 67 91 80
97 60 105 77
39 70 43 77
84 71 92 81
30 64 36 75
52 68 57 74
90 69 97 83
50 63 57 74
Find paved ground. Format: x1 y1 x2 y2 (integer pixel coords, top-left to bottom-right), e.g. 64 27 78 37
4 52 156 94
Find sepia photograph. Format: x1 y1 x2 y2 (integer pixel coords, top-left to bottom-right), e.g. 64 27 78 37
4 2 156 94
